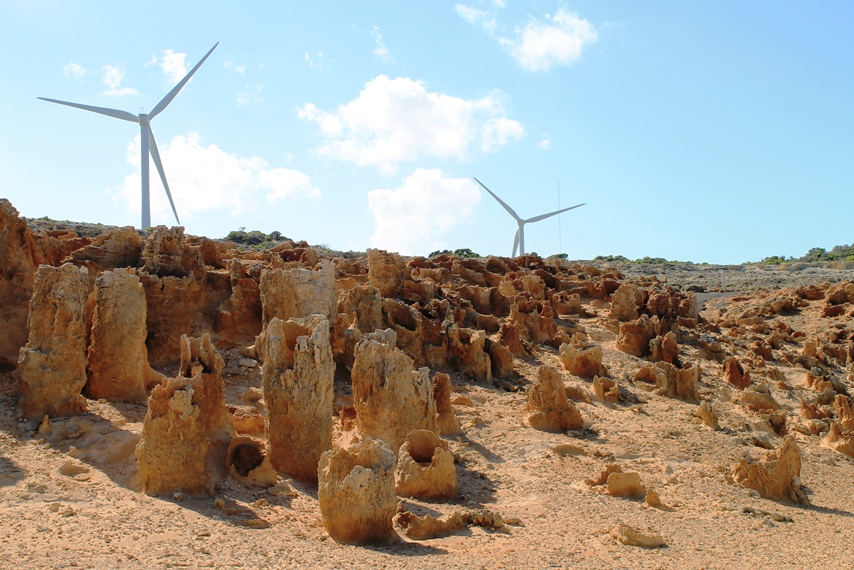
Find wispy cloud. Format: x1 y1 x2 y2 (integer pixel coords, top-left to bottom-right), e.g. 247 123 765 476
101 65 138 97
538 133 552 150
454 4 496 33
224 60 246 75
372 27 393 63
236 84 263 106
298 75 524 175
304 51 324 69
455 5 597 71
367 168 480 255
63 62 86 81
113 132 318 221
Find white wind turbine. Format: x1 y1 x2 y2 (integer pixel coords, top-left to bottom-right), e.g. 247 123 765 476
39 42 219 229
474 177 585 258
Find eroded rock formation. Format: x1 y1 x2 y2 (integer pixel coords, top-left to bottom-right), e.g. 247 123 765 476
136 334 234 496
18 263 89 419
559 340 606 378
433 372 463 436
260 259 337 324
395 430 457 499
351 329 437 451
528 365 583 432
732 436 808 504
87 268 164 402
262 315 333 483
0 200 41 368
317 437 398 544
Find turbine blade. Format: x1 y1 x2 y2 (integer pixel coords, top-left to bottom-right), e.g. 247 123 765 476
512 227 521 258
524 203 585 224
37 97 138 123
148 129 180 225
149 42 219 119
473 177 521 221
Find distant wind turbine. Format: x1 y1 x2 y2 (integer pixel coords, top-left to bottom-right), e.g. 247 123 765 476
39 42 219 229
474 177 585 258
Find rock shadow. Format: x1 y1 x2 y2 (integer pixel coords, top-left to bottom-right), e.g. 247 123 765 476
0 455 26 487
361 542 448 556
455 462 498 507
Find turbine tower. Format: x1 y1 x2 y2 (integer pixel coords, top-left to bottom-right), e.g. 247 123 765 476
474 177 585 258
39 42 219 229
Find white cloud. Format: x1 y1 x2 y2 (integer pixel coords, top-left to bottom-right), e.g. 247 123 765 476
298 75 524 175
224 60 246 75
538 133 552 150
113 132 319 223
304 51 324 69
102 65 138 96
455 6 597 71
236 84 263 106
506 9 598 71
156 49 188 84
63 62 86 81
481 117 525 153
372 27 393 63
367 168 481 255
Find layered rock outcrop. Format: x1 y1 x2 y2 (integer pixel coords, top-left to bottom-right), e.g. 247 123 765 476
66 226 142 272
367 249 409 298
0 200 41 368
259 259 337 324
140 226 201 277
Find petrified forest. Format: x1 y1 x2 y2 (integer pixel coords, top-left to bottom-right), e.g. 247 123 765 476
2 198 854 568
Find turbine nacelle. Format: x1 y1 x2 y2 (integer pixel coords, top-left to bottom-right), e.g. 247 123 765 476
474 177 585 258
39 42 219 229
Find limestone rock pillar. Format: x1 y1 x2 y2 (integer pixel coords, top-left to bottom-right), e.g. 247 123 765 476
18 263 89 419
87 268 164 401
262 315 334 483
351 329 437 452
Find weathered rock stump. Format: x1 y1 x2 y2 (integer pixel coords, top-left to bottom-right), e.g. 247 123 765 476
317 437 398 544
136 334 234 496
395 430 457 499
528 365 583 432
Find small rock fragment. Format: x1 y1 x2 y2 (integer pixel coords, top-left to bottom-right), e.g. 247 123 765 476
607 472 645 498
612 524 665 548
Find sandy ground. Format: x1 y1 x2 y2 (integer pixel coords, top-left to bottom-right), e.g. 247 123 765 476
2 264 854 569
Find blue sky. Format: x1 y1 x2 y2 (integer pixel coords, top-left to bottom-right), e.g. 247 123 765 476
1 1 852 263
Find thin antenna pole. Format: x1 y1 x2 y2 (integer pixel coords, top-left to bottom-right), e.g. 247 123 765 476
557 179 562 255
